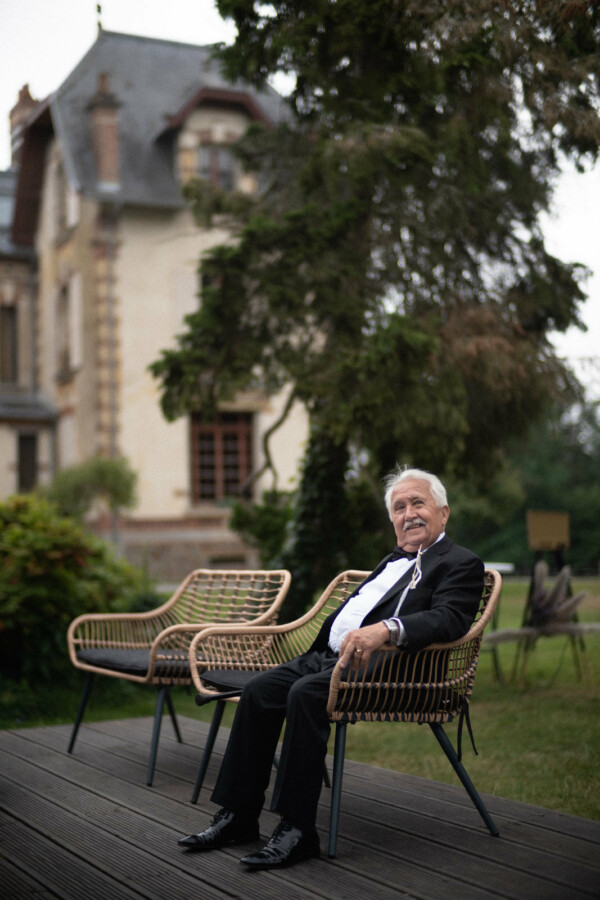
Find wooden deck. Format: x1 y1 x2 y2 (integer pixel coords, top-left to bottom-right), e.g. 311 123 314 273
1 714 598 899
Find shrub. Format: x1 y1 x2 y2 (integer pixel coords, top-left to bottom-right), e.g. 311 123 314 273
229 490 294 567
0 495 154 682
43 455 137 520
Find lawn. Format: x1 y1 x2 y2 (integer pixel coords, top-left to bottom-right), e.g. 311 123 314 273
1 575 598 821
341 576 600 822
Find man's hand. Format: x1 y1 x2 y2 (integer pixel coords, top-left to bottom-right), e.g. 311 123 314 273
339 621 392 671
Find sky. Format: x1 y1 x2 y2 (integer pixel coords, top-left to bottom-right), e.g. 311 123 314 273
1 0 599 399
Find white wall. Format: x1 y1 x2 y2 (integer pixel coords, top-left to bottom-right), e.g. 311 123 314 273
116 206 308 519
255 390 309 494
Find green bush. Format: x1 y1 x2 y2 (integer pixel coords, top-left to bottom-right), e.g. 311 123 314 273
0 494 153 682
229 490 294 567
43 455 137 520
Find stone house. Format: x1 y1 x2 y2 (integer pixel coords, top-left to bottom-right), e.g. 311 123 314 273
0 30 308 580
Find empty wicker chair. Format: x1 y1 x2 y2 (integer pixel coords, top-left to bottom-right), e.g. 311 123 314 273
187 570 371 803
326 568 502 857
66 568 291 785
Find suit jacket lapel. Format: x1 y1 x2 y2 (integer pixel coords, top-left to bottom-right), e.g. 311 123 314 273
369 535 452 614
311 536 454 652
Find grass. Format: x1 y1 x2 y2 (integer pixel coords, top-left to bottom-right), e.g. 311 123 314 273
341 576 600 822
1 576 598 821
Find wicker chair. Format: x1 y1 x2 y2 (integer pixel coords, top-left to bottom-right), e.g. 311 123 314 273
326 568 502 857
66 568 291 785
187 569 370 803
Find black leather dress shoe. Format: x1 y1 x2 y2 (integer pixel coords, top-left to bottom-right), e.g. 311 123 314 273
240 820 320 870
178 808 259 851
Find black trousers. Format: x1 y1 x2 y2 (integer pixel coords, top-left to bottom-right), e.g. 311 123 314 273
211 650 339 831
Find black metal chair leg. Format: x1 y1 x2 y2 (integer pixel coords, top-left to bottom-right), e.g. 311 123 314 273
328 722 347 858
429 723 499 836
67 673 95 754
165 687 183 743
147 685 167 786
191 699 226 803
491 645 505 686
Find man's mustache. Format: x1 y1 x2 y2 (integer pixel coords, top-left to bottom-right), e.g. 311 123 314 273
403 518 426 530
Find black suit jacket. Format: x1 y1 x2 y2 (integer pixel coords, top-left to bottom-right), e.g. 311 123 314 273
310 536 484 654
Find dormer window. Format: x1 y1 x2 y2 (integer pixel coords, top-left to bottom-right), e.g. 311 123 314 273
198 144 234 191
176 108 247 192
168 86 270 197
178 132 238 191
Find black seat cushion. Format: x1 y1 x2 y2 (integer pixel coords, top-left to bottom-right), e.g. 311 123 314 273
77 648 190 678
200 668 257 693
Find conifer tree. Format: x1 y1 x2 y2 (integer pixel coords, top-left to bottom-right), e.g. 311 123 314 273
151 1 600 611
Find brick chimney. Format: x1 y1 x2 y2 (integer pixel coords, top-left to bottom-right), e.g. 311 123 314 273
88 73 121 191
9 85 40 166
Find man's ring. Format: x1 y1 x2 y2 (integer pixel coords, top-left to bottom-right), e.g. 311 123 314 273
355 647 363 655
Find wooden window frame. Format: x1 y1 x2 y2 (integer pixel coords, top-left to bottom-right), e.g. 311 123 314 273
0 304 18 383
18 433 38 493
190 412 253 502
197 145 235 191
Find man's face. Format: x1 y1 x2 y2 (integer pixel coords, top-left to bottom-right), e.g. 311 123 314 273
390 478 449 552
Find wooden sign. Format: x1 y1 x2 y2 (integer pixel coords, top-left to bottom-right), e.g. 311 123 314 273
526 510 570 551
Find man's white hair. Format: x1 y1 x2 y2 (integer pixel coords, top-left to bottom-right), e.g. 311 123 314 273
383 465 448 518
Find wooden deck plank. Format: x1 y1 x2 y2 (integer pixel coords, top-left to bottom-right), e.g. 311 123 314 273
0 730 396 900
0 815 142 900
0 736 315 900
0 853 57 900
17 712 600 890
1 716 599 900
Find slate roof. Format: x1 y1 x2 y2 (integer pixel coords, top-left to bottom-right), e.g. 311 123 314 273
52 30 289 208
11 30 290 244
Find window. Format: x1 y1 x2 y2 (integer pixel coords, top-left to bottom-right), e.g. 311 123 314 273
191 412 253 502
0 305 17 382
197 145 234 191
56 286 70 375
55 161 68 234
18 433 37 493
55 273 82 380
0 195 13 225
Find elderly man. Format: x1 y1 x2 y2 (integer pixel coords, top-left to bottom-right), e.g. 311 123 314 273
178 466 483 870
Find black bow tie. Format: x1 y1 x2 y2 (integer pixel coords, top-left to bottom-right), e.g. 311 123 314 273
389 546 417 560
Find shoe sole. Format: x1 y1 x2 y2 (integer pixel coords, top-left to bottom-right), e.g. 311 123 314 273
179 830 260 852
241 845 320 870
